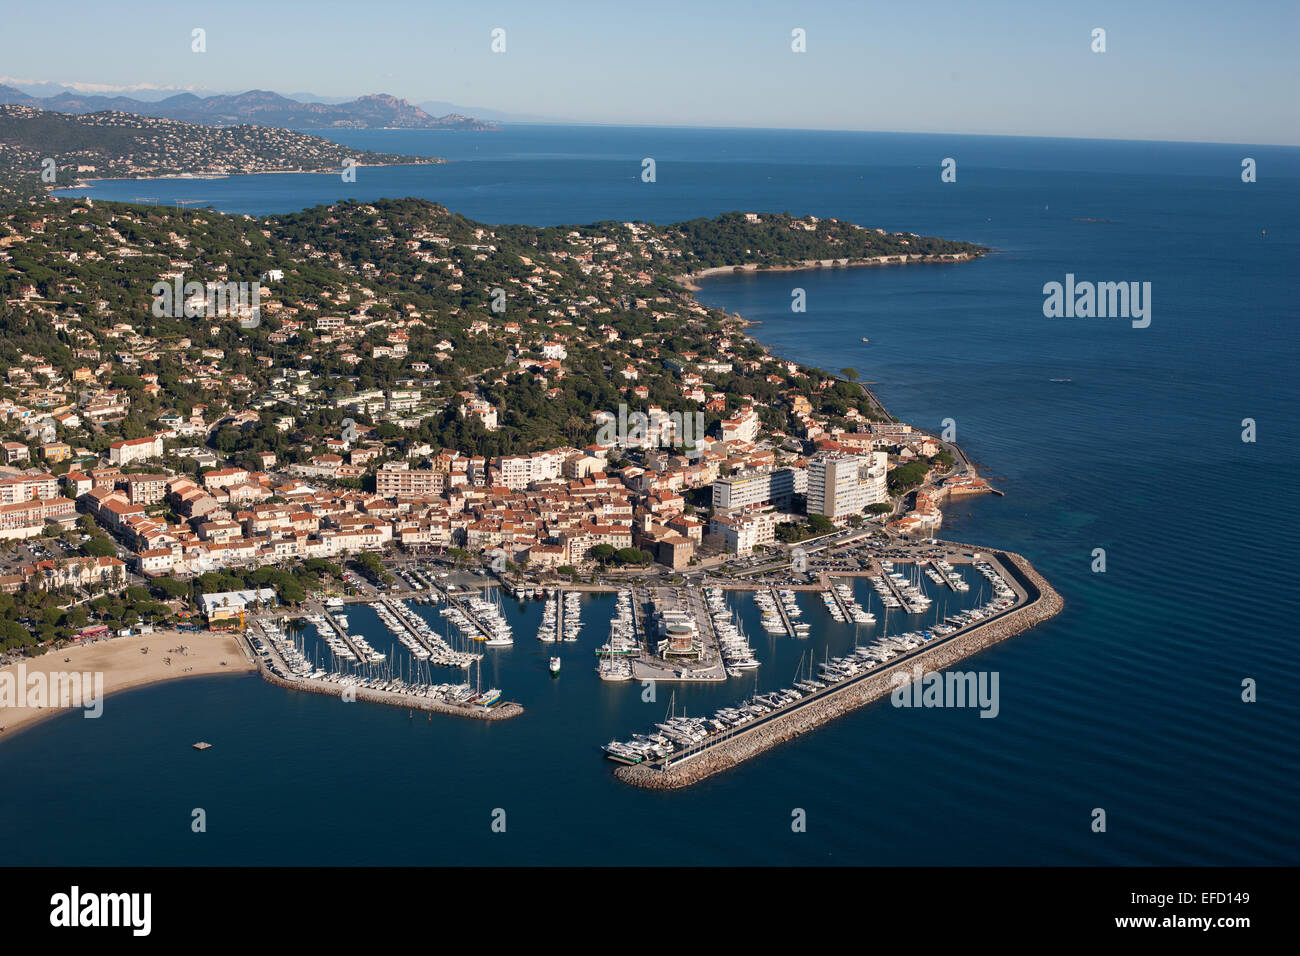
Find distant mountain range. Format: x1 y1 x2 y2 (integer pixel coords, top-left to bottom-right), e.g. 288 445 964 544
0 85 501 130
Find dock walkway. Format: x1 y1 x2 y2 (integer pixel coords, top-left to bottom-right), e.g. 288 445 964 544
439 586 495 642
769 586 796 636
630 584 648 653
826 581 853 619
876 566 914 607
317 606 367 661
930 559 959 591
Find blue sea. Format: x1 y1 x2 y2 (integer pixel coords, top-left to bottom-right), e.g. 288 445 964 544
14 125 1298 865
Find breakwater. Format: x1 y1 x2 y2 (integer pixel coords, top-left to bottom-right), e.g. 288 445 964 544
615 551 1062 789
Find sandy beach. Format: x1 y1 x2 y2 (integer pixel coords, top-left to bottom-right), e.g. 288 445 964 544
0 630 255 739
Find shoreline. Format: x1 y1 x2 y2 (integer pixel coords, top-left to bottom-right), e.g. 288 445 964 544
672 250 980 292
51 159 447 193
678 252 985 510
675 251 979 421
0 631 255 742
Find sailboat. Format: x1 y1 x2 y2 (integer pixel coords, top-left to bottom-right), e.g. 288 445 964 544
470 657 502 707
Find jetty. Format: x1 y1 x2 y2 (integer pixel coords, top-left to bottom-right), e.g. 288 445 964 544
930 559 959 590
318 606 367 661
440 586 496 642
629 584 649 652
259 666 522 721
876 566 914 606
765 586 795 636
380 598 478 668
825 581 854 620
629 586 726 682
615 550 1062 789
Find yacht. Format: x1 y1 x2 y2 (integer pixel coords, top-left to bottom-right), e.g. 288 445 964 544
548 656 561 675
597 657 633 681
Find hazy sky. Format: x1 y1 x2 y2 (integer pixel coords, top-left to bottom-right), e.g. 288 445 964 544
2 0 1297 144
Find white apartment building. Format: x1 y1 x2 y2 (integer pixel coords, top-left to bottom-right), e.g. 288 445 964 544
806 451 888 520
0 472 59 504
492 449 564 490
108 434 164 466
712 467 796 514
720 406 761 443
710 510 779 555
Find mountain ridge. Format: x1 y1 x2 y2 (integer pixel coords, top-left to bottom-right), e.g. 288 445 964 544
0 85 500 130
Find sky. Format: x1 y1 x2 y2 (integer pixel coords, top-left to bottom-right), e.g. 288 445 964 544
1 0 1297 145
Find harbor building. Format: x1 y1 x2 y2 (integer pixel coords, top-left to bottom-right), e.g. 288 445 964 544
199 588 277 629
649 592 703 661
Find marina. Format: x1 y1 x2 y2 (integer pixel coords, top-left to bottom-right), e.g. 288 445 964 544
611 551 1062 787
223 545 1051 745
244 594 514 720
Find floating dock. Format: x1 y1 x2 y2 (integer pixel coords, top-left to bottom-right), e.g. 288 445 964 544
875 566 914 607
440 586 497 642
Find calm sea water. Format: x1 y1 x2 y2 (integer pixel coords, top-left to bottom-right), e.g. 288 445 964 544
16 125 1299 865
